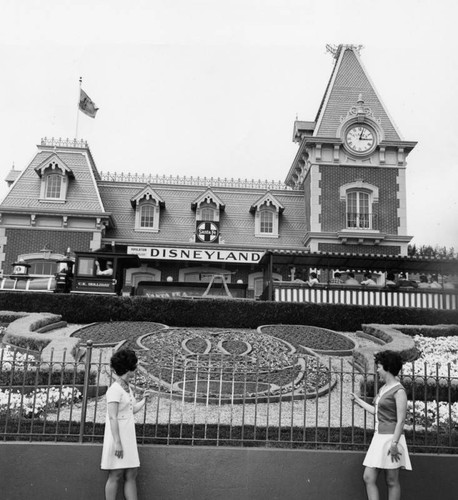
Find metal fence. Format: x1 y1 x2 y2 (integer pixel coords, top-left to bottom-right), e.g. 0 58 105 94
1 344 458 453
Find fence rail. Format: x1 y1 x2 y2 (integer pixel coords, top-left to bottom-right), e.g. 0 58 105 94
1 344 458 453
271 283 458 310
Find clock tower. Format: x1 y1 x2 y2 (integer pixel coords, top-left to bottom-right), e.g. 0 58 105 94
285 45 417 256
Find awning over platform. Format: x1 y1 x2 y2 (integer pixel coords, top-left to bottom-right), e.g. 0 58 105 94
259 250 458 275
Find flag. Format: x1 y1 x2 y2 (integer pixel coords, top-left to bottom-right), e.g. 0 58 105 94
79 89 99 118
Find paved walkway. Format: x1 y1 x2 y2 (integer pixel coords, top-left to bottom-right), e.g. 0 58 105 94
40 324 85 363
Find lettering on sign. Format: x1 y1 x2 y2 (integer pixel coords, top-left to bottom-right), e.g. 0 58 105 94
128 246 264 263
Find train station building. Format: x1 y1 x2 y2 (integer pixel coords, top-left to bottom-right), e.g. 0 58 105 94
0 45 423 298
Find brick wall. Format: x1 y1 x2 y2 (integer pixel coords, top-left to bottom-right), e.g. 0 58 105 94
319 165 399 234
2 228 94 272
303 176 311 232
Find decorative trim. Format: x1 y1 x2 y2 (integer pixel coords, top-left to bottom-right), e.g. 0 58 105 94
130 184 165 209
191 188 226 211
339 181 379 203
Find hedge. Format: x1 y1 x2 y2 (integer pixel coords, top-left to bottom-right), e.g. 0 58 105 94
0 292 457 331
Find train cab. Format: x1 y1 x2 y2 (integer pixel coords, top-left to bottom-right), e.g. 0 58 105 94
71 252 141 295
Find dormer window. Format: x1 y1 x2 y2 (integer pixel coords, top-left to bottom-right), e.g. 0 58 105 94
250 192 284 238
191 189 225 223
139 202 156 229
46 173 63 198
196 206 219 221
260 208 274 234
131 185 165 233
35 155 74 202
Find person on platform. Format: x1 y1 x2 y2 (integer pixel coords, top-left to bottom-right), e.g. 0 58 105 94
443 276 456 289
101 349 152 500
361 272 377 287
351 350 412 500
417 274 430 289
396 272 418 288
306 272 319 287
330 271 344 284
344 272 360 286
385 273 397 288
96 260 114 276
429 274 441 289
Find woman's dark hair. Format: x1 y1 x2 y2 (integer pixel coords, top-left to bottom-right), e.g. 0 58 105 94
374 350 403 376
110 349 138 376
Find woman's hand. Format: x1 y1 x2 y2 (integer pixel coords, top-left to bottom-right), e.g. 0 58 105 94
142 389 153 401
388 442 401 462
114 441 123 459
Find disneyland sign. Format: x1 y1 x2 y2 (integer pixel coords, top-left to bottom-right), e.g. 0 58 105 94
127 246 264 263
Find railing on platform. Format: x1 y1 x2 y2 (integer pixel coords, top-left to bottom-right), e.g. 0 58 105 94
270 283 458 310
1 344 458 453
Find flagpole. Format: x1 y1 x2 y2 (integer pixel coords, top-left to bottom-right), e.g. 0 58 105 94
75 77 82 139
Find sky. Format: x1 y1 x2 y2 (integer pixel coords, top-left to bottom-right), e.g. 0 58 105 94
0 0 457 249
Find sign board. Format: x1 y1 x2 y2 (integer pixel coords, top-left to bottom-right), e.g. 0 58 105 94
195 221 219 243
127 246 264 264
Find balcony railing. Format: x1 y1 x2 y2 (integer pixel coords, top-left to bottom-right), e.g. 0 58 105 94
345 212 377 230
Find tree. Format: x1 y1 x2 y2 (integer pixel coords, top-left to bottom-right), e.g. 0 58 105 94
408 244 457 258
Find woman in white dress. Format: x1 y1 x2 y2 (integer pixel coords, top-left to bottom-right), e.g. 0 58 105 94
101 349 151 500
351 350 412 500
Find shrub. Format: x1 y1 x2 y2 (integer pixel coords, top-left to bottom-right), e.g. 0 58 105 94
4 334 51 352
0 292 457 330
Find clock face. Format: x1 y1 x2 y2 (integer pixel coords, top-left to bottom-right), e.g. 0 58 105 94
345 126 375 153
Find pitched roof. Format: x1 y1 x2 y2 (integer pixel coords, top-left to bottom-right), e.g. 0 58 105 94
314 45 402 141
1 146 107 215
98 183 305 248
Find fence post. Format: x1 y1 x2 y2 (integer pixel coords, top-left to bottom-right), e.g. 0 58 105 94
79 340 93 443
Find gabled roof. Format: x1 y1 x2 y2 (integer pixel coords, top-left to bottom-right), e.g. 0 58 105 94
130 184 165 208
250 191 285 213
314 45 402 141
34 152 74 178
191 188 226 211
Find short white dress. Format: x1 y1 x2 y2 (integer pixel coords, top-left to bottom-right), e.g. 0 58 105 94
363 383 412 470
101 381 140 470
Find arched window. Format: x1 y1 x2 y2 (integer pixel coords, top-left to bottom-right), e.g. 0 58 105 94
140 204 155 228
45 173 62 199
347 191 370 229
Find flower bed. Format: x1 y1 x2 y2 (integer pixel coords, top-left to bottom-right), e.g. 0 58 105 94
407 400 458 430
72 321 166 350
0 345 94 385
259 324 355 353
403 335 458 377
0 386 81 418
